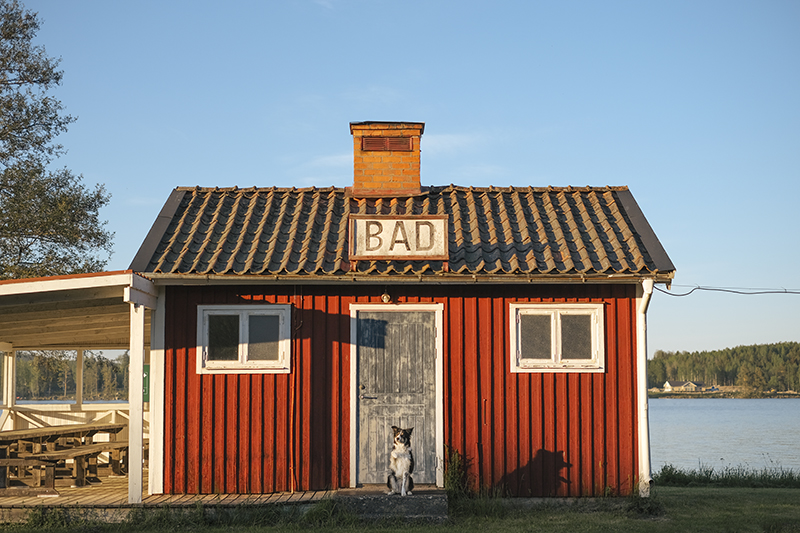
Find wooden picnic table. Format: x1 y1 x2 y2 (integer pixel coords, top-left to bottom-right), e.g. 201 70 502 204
0 423 128 493
0 422 126 451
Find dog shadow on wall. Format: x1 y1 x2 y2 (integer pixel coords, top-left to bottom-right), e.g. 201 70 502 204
499 449 572 497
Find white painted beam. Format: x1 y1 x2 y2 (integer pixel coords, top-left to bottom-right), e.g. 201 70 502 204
124 287 157 310
0 271 146 296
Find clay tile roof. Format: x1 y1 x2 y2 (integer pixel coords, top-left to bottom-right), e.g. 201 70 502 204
130 185 675 280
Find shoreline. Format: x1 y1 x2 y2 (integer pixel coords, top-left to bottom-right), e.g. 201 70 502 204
649 391 800 399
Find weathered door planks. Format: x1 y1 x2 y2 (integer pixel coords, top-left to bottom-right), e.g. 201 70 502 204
356 311 436 484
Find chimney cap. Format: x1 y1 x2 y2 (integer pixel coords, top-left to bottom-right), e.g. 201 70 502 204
349 121 425 134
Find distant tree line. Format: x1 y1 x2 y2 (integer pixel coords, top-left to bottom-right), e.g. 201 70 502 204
647 342 800 392
15 350 128 401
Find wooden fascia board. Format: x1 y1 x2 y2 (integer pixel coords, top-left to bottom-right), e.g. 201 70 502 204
0 271 133 296
614 189 676 274
0 272 156 309
129 188 187 272
0 271 155 298
143 272 674 285
0 287 124 308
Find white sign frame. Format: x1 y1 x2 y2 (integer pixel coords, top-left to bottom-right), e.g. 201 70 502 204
349 215 448 260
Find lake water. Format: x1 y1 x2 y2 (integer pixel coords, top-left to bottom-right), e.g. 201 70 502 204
649 398 800 472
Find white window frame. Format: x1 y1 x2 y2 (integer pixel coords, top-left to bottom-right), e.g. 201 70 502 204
196 304 291 374
509 303 605 373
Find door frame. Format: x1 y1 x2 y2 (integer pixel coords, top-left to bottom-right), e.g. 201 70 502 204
349 303 444 488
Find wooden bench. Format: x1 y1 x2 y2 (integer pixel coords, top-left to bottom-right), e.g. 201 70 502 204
23 441 133 488
0 458 52 491
0 423 127 491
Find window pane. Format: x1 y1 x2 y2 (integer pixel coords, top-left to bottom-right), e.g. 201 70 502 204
83 350 129 402
561 314 592 359
520 314 552 360
15 350 77 402
208 315 239 361
248 315 280 361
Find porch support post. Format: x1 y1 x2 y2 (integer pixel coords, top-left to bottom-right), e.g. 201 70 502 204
75 349 84 408
128 303 146 504
0 347 14 431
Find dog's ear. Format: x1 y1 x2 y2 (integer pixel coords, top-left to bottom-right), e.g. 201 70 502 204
391 426 399 433
407 428 414 436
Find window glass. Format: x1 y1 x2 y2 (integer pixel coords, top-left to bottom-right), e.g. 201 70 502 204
510 303 604 373
248 315 280 361
561 314 592 360
208 314 239 361
198 304 291 374
519 314 551 360
15 350 77 402
83 350 129 402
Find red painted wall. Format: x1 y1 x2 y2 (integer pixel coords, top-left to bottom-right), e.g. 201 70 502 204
162 283 639 496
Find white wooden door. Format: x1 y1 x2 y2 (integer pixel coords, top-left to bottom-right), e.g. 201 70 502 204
356 311 436 484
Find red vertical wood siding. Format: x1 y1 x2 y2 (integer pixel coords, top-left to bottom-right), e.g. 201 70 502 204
162 283 640 496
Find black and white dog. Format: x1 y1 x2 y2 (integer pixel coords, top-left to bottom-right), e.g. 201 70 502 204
387 426 414 496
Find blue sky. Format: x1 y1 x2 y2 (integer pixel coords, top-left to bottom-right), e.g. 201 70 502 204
27 0 800 356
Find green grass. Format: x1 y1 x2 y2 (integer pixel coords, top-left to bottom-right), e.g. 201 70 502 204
653 463 800 488
3 487 800 533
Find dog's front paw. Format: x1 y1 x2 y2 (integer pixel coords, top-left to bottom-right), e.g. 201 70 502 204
406 491 412 495
387 490 396 495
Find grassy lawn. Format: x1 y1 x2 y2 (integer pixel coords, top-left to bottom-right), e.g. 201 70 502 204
4 486 800 533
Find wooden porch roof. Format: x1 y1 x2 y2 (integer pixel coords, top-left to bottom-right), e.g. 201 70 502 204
0 271 156 350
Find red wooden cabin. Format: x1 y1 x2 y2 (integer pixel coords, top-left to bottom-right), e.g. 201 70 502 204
132 122 675 497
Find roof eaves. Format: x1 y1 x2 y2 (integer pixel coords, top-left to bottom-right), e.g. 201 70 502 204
144 271 673 286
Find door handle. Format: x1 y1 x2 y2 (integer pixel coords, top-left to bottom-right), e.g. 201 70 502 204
360 395 378 400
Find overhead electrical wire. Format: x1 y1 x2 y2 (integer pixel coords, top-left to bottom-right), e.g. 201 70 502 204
654 285 800 297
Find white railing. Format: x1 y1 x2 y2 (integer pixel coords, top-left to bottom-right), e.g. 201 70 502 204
0 403 150 442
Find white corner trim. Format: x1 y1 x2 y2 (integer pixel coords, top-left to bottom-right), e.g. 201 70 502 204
148 286 166 495
128 302 146 504
636 280 655 497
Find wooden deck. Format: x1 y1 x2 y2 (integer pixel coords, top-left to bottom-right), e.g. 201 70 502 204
0 467 333 513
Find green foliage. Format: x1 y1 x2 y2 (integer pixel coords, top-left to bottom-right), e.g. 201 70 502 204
0 0 112 279
653 463 800 488
444 446 507 518
124 500 356 530
443 446 471 499
4 489 800 532
300 498 359 528
625 492 666 517
648 342 800 392
17 506 110 531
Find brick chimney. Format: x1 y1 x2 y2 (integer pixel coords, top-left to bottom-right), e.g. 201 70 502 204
349 121 424 197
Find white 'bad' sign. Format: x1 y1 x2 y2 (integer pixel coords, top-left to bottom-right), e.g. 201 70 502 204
350 216 448 259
